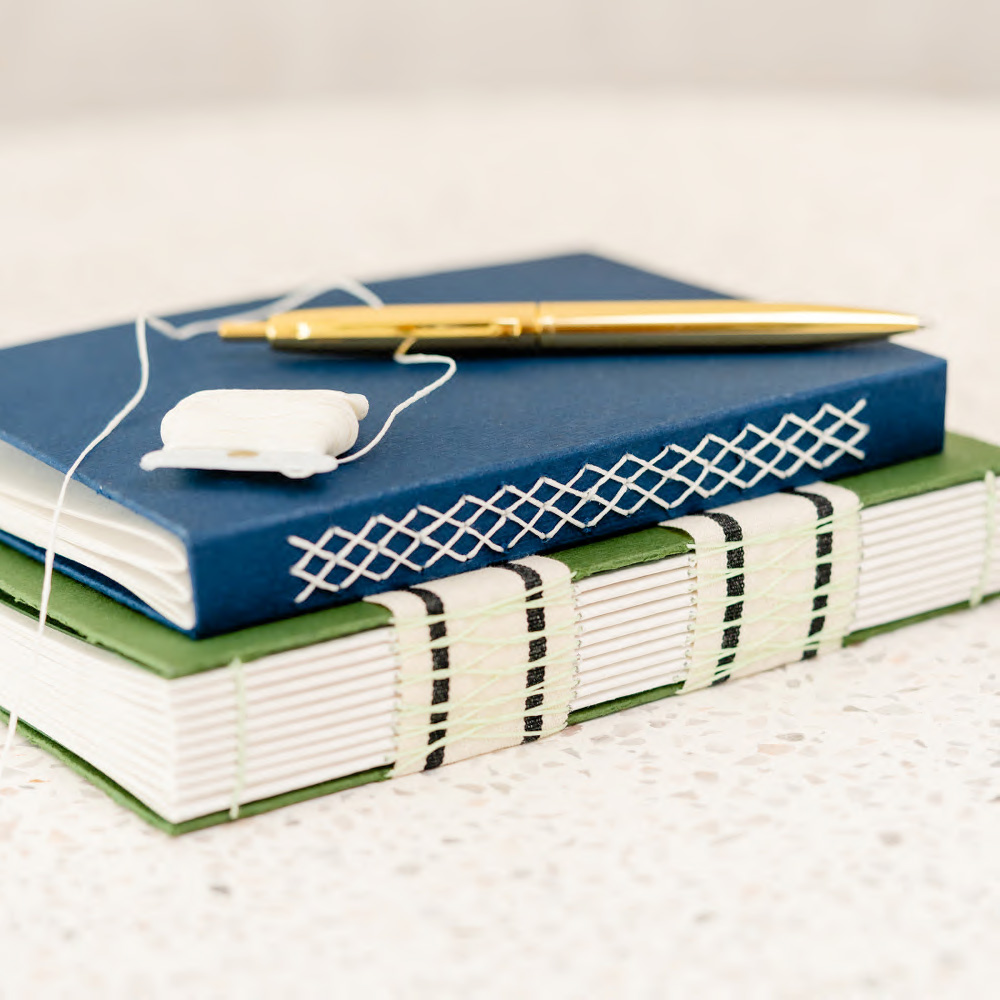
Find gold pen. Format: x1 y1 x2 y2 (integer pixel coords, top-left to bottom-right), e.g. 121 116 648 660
219 300 920 352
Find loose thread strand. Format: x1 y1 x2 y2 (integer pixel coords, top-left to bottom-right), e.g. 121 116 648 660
337 338 457 465
0 317 151 784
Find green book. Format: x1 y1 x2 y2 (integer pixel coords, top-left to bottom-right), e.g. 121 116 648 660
0 433 996 834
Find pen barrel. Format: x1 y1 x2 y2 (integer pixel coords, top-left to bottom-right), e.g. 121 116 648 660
536 301 916 339
535 330 894 349
269 330 890 353
219 300 919 350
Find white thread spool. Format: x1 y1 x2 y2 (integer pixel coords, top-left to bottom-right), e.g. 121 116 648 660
141 388 369 479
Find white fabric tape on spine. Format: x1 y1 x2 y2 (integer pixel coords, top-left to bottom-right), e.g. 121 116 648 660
366 555 579 778
670 482 862 693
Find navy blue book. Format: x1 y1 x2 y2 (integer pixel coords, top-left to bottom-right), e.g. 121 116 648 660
0 253 946 637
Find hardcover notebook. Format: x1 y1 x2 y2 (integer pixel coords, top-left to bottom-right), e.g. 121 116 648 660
0 254 946 636
0 434 996 833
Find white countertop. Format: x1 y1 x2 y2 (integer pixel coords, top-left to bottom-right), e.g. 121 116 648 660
1 92 999 998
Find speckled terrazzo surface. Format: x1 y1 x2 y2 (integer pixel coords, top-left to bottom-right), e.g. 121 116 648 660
1 92 999 998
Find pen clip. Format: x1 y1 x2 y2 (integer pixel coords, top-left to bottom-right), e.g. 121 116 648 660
311 318 524 341
219 310 527 344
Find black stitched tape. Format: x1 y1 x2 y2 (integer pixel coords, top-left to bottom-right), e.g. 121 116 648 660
409 587 450 769
501 562 548 742
697 512 745 684
793 490 836 661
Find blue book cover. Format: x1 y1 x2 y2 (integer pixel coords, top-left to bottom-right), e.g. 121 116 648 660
0 253 946 637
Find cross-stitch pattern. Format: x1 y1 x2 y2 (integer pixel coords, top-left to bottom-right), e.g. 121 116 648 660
288 400 869 603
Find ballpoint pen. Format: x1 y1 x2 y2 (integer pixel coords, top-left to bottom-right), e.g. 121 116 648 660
219 300 920 352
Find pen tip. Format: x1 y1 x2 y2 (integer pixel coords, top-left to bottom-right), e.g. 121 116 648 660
219 320 269 340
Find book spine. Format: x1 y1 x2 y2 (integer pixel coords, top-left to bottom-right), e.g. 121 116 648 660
188 357 946 637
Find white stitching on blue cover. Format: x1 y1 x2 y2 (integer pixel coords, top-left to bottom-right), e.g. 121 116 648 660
287 399 869 603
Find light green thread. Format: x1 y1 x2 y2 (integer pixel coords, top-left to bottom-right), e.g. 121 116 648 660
683 500 862 689
688 587 856 662
688 625 851 680
680 509 857 556
392 699 575 770
388 579 574 632
393 619 577 669
228 658 248 821
687 551 858 625
385 572 580 775
679 521 859 618
693 581 857 625
394 681 576 723
390 584 577 686
686 616 855 688
970 470 997 608
392 671 577 772
394 654 577 736
395 654 577 691
394 655 578 705
682 522 856 573
392 710 573 770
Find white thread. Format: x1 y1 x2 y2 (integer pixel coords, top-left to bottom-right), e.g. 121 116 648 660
145 279 364 341
339 338 456 465
970 470 997 608
0 318 151 785
289 400 870 602
229 658 248 820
